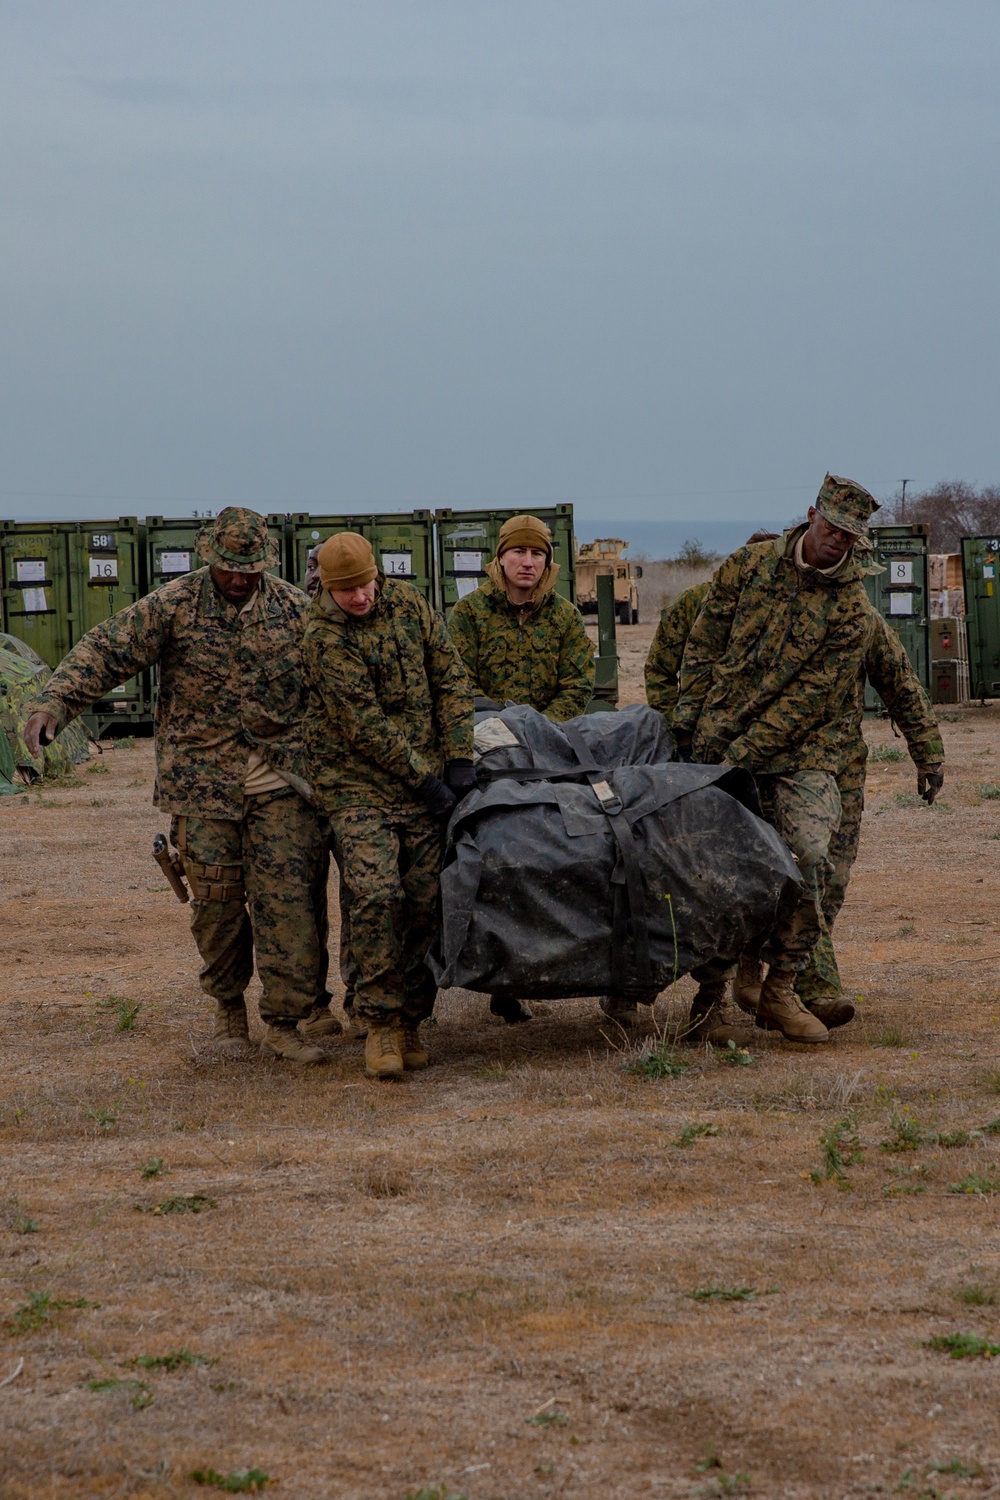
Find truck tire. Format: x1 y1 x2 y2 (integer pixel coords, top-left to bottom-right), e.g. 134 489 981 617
617 601 632 627
631 607 639 625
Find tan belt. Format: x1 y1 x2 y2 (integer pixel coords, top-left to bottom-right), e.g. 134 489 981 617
174 816 245 903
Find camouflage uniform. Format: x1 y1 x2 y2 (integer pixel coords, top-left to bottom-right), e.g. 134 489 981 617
798 604 944 1002
644 581 711 722
302 578 474 1026
674 524 871 971
0 632 90 786
26 510 330 1025
447 568 594 721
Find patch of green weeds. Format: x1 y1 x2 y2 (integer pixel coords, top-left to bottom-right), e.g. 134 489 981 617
673 1123 720 1148
981 1070 1000 1096
475 1061 511 1081
689 1285 774 1303
628 1043 690 1081
90 798 108 808
882 1108 926 1153
937 1130 972 1148
810 1115 863 1189
7 1291 96 1335
696 1473 753 1497
978 783 1000 800
713 1040 753 1067
983 1118 1000 1135
141 1157 165 1179
97 994 141 1032
925 1332 1000 1359
526 1408 568 1428
117 735 137 749
894 792 923 808
87 1376 153 1409
872 1025 909 1048
88 762 110 775
894 1469 941 1498
870 745 905 762
136 1194 216 1215
882 1163 929 1197
191 1469 272 1493
927 1456 984 1477
135 1349 208 1370
956 1279 997 1306
948 1168 1000 1196
86 1102 120 1130
896 923 916 938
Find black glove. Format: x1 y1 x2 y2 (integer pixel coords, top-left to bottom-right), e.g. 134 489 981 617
917 764 944 805
418 773 458 820
673 729 694 764
444 759 478 797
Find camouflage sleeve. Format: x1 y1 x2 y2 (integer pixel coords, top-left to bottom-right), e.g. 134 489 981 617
446 596 484 696
866 615 944 766
673 555 745 734
644 587 705 719
724 606 869 768
25 592 171 731
543 608 595 722
422 598 476 757
303 625 430 791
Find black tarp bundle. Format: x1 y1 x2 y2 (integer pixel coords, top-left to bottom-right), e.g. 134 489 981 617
428 704 801 1000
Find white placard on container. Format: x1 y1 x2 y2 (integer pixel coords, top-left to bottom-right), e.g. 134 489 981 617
984 564 995 580
889 592 914 616
452 550 482 574
160 551 191 574
16 559 46 583
380 552 412 577
22 588 47 612
455 577 479 599
89 556 119 581
889 559 914 585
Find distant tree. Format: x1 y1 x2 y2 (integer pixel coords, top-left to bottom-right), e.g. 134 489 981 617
673 538 721 567
881 481 1000 551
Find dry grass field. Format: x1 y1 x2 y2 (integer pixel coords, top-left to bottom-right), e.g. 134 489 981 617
3 624 1000 1500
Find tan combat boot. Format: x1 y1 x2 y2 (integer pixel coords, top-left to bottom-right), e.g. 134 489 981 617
732 953 763 1015
364 1025 405 1079
805 996 856 1030
211 999 251 1058
400 1022 428 1070
755 970 829 1043
686 981 748 1047
298 1003 344 1041
599 995 638 1029
262 1022 327 1064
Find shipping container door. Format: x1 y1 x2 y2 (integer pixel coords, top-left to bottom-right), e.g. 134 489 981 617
863 524 931 710
287 512 435 603
963 536 1000 699
0 521 73 669
67 521 150 730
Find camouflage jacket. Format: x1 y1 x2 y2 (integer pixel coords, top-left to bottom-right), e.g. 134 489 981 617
674 527 870 774
26 569 310 818
0 633 91 787
447 577 594 721
841 605 944 781
644 581 711 722
302 579 475 813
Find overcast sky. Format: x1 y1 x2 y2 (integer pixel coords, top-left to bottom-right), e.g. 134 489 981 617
1 1 998 547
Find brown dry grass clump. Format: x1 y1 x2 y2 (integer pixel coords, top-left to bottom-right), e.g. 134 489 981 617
2 660 1000 1498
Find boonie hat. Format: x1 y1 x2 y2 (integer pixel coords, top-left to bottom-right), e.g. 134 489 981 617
815 475 881 538
196 507 279 572
496 514 553 560
317 532 378 591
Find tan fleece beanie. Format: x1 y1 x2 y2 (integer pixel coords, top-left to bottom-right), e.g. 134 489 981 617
317 532 378 591
496 514 553 560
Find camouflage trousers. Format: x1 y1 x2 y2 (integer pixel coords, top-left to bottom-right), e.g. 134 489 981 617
796 766 864 1002
170 787 330 1022
755 770 842 974
329 803 441 1026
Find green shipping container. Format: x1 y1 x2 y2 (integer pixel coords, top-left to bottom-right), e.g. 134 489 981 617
962 535 1000 700
285 512 435 602
863 522 931 710
144 514 285 592
0 519 151 736
434 504 576 616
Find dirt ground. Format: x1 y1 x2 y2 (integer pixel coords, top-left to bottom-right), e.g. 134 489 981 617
3 621 1000 1500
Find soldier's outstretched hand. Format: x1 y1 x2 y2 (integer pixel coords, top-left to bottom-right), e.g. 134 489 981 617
24 711 59 758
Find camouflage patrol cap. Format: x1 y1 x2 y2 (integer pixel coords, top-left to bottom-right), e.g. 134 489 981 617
814 474 881 538
195 507 279 572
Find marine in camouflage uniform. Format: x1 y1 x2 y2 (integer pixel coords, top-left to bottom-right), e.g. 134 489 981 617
301 531 475 1079
24 508 335 1063
644 581 711 723
795 603 944 1005
448 515 594 722
674 476 880 1043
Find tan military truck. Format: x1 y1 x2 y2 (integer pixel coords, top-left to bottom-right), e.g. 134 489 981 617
575 538 642 625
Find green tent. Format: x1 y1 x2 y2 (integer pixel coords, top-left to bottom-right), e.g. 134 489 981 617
0 633 91 793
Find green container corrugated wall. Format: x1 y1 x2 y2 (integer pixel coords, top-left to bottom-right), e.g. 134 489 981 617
0 518 151 736
863 522 931 710
434 504 576 616
285 512 435 602
962 535 1000 700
